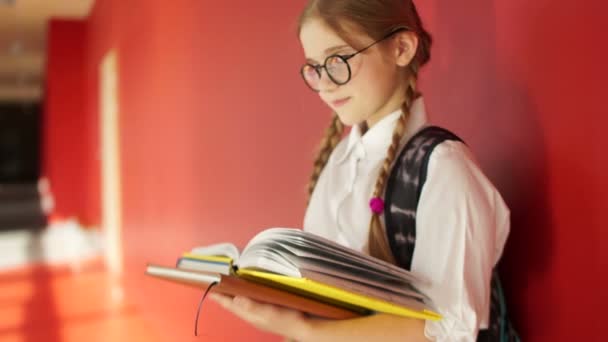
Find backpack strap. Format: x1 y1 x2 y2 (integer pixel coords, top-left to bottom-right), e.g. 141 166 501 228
383 125 520 341
384 125 463 270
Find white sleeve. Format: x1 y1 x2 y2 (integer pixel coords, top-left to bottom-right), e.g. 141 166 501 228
411 141 510 342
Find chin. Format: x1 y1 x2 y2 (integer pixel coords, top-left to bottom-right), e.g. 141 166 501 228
335 111 365 127
335 113 357 127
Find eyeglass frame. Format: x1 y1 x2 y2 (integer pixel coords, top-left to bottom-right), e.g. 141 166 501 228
300 27 410 92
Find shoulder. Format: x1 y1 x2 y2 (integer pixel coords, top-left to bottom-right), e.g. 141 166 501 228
389 127 471 189
419 139 495 207
393 125 482 186
390 128 507 212
428 139 477 173
423 139 511 220
427 140 488 191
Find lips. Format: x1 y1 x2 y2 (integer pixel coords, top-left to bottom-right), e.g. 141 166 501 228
331 97 351 108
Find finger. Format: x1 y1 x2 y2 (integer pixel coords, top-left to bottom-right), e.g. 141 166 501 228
209 293 232 307
233 296 255 310
231 297 279 324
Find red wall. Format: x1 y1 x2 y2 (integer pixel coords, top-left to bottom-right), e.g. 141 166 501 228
84 0 322 340
43 20 91 224
421 1 607 340
43 0 607 340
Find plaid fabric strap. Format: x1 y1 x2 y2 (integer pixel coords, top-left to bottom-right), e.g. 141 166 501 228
383 126 520 341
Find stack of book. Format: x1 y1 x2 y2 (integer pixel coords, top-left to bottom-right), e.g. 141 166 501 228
146 227 441 321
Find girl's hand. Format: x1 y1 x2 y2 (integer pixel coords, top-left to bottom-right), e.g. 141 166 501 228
209 293 311 340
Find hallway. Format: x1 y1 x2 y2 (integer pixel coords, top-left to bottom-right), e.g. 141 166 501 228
0 0 605 340
0 260 163 342
0 259 163 342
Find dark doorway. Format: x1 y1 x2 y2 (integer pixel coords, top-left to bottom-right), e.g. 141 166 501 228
0 102 41 183
0 101 45 230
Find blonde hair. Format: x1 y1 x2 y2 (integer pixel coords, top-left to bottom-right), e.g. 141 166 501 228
300 0 432 265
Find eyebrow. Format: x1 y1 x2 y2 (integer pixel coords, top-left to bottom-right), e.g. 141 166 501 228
306 44 352 63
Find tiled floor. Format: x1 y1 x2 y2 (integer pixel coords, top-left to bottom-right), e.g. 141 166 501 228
0 260 163 342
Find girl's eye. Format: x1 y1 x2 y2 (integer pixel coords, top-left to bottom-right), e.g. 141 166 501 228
302 65 319 78
326 56 345 70
327 56 345 64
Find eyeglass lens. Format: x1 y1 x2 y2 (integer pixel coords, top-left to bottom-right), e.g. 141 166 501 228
301 55 351 91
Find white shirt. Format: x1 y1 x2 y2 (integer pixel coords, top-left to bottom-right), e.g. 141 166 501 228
303 98 510 341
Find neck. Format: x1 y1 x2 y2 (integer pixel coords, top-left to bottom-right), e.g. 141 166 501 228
359 121 369 135
363 82 407 132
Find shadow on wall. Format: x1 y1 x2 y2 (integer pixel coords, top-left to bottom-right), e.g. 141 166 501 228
423 0 554 338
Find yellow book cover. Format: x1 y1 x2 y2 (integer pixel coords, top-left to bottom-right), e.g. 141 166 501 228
236 269 441 321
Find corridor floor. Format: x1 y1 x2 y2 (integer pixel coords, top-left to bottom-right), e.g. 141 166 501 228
0 260 163 342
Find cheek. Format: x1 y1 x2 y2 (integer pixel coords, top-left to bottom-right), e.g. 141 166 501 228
323 59 397 125
353 57 394 92
353 64 395 105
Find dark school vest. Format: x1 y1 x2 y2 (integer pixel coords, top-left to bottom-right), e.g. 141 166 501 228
384 126 520 341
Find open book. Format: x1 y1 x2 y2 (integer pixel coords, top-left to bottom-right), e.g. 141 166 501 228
146 227 440 321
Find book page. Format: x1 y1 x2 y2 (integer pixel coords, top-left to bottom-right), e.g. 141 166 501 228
242 228 424 284
190 242 241 261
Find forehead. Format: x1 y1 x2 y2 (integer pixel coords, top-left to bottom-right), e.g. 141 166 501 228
299 19 357 61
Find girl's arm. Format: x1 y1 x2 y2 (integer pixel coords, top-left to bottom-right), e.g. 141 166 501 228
210 294 431 341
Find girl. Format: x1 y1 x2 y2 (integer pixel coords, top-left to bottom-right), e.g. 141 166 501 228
210 0 514 341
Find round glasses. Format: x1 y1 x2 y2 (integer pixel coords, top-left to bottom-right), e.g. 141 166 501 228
300 27 409 92
300 55 354 92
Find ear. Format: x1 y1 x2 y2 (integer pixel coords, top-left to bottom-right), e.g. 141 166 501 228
393 31 418 67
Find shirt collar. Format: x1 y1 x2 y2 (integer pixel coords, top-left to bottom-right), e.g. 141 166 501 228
335 97 429 165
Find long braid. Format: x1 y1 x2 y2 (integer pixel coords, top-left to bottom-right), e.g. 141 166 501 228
298 0 433 265
307 114 344 204
368 71 420 264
